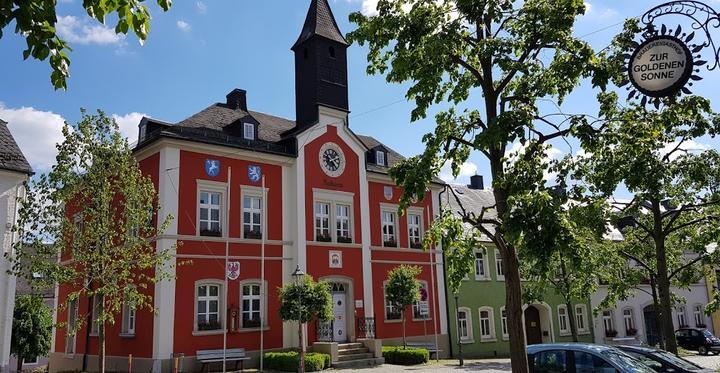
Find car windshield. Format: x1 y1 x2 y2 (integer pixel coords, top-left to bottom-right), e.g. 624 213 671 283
602 350 657 373
652 351 702 370
702 330 714 338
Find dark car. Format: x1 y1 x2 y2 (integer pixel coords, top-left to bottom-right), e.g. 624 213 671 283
616 345 712 373
675 327 720 355
528 343 657 373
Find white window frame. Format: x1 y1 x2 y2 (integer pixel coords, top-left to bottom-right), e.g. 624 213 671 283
495 249 505 281
407 208 424 249
575 305 588 333
194 280 224 334
241 185 266 240
121 300 136 336
380 204 398 247
412 281 430 321
694 304 705 327
90 295 101 336
139 123 147 142
197 181 226 237
243 122 255 140
22 356 39 366
315 201 331 240
383 281 402 322
457 307 473 342
240 280 267 329
478 306 496 341
474 249 489 280
376 150 385 166
313 189 354 244
558 304 570 336
500 306 509 340
677 305 688 328
336 203 351 242
602 309 615 335
65 299 78 355
623 308 635 335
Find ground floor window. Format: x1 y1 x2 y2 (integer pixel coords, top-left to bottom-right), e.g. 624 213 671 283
602 310 615 337
384 283 401 321
694 304 705 327
457 307 472 342
65 299 78 354
241 283 262 328
196 282 222 331
623 308 635 336
121 301 136 335
558 305 569 335
575 305 587 332
677 305 688 328
22 357 38 365
412 281 430 320
501 307 508 339
478 307 495 340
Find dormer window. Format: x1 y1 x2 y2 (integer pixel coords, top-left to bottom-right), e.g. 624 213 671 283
243 123 255 140
376 150 386 166
139 124 147 142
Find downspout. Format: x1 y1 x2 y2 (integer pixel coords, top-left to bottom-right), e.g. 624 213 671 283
438 185 454 358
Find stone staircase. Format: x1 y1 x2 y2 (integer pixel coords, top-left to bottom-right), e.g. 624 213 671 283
332 342 384 369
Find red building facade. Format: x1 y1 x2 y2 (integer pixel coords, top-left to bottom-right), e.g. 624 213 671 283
50 1 447 371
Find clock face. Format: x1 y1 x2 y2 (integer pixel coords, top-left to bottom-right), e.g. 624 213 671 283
319 142 345 177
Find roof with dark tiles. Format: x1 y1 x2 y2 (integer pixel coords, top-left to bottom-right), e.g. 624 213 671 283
292 0 349 50
442 184 497 240
0 119 33 175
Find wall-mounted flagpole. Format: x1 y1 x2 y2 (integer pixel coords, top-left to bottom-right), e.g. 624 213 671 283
260 174 267 371
222 167 231 373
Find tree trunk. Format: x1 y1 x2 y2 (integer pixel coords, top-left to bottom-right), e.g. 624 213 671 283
17 355 23 373
566 298 579 342
504 245 529 373
298 321 305 373
652 200 678 354
401 309 407 348
99 302 106 373
650 276 665 350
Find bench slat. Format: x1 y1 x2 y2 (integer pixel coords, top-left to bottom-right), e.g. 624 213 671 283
197 348 246 362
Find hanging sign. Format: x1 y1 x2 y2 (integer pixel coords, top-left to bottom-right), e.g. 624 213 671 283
628 35 693 98
227 262 240 280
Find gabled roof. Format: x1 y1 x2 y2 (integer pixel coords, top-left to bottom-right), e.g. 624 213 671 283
177 103 296 143
292 0 349 50
0 119 33 175
356 134 405 174
442 184 497 241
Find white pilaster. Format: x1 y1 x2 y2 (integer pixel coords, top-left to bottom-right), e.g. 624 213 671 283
431 188 448 334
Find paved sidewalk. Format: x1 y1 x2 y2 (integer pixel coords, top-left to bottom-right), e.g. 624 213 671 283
684 353 720 370
327 358 512 372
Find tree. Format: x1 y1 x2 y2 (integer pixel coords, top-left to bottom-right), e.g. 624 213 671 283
349 2 603 371
385 264 422 348
0 0 172 90
576 89 720 353
11 295 53 373
278 275 333 373
8 110 174 373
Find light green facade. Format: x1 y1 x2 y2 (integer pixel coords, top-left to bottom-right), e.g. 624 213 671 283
445 244 595 358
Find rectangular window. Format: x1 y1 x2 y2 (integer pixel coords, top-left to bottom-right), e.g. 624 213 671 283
242 284 262 328
381 210 397 247
315 202 331 241
474 250 486 279
408 213 422 249
457 310 471 341
22 357 38 365
412 282 429 319
65 299 78 354
376 151 385 166
199 191 222 236
243 195 262 239
197 283 221 331
90 295 101 336
694 305 704 326
243 123 254 140
384 288 401 321
501 309 508 338
121 301 136 335
558 306 568 334
336 204 351 243
479 309 493 339
495 249 505 280
602 310 614 335
677 306 687 327
575 305 586 332
623 308 635 334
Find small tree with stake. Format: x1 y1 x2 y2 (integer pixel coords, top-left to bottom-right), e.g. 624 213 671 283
278 270 333 373
385 264 422 348
11 295 53 373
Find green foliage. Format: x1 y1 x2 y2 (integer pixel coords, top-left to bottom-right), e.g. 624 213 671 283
385 265 422 314
263 351 330 372
381 346 429 365
424 210 477 295
7 110 174 370
11 295 53 366
278 275 333 324
0 0 173 89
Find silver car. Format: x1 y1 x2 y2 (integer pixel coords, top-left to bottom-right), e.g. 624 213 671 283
527 343 658 373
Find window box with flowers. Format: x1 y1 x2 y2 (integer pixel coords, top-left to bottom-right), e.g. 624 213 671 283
337 236 352 244
244 229 262 240
410 240 422 249
198 320 222 331
626 328 638 336
200 229 222 237
605 329 618 338
316 233 332 242
383 239 398 248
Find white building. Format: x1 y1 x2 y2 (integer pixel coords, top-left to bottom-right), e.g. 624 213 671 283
0 119 33 373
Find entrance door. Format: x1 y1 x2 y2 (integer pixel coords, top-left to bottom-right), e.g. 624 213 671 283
644 305 660 347
330 283 347 342
525 306 543 345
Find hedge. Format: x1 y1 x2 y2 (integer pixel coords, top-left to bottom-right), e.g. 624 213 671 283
381 346 429 365
263 351 331 372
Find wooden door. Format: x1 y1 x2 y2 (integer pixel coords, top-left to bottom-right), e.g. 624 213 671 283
525 306 543 345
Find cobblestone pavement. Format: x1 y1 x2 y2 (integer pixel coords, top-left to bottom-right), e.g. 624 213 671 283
684 352 720 370
327 358 512 372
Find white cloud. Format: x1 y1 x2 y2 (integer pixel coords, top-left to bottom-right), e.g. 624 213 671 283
196 1 207 14
176 20 191 32
581 1 618 20
660 140 710 161
439 160 478 184
56 15 124 45
112 112 146 145
361 0 379 16
0 105 66 171
583 1 592 14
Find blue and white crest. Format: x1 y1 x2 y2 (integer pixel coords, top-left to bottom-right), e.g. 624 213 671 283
205 159 220 177
248 165 262 182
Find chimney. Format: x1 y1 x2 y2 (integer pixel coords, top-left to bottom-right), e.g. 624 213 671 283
469 174 484 190
226 89 248 111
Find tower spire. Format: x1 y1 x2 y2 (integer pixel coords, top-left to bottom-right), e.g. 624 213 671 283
292 0 348 51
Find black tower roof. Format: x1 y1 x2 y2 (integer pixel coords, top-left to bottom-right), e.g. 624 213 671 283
292 0 348 50
0 119 33 175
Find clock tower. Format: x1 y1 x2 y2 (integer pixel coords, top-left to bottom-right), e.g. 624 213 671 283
292 0 349 128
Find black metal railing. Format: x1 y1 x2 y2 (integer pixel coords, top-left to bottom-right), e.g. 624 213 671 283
316 320 334 342
356 317 376 339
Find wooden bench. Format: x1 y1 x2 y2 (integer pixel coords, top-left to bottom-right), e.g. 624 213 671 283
406 342 443 358
196 348 250 372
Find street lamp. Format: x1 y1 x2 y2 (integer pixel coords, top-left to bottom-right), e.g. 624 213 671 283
292 265 305 373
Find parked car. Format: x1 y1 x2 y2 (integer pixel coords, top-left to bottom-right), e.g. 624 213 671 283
675 328 720 355
616 345 712 373
528 343 657 373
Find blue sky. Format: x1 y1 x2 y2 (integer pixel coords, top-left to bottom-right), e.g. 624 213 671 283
0 0 717 197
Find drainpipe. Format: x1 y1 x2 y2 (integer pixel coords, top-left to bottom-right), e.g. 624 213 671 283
438 186 454 358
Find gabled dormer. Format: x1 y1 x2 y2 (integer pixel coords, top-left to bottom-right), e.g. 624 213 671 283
368 145 388 167
223 89 260 141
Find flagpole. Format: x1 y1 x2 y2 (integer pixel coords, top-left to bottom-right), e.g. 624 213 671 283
427 207 439 362
223 166 231 373
260 174 266 371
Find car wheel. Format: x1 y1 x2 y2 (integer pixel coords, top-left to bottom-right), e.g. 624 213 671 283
712 351 719 355
699 346 709 355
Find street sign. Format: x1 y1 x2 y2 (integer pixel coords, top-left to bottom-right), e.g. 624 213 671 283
628 35 693 98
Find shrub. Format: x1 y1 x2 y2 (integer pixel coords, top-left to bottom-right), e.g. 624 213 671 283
263 351 330 372
381 346 429 365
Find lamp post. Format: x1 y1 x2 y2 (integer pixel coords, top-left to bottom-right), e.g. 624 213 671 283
292 265 305 373
455 293 463 367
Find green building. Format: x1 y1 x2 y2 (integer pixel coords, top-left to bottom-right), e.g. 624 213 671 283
442 178 595 358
